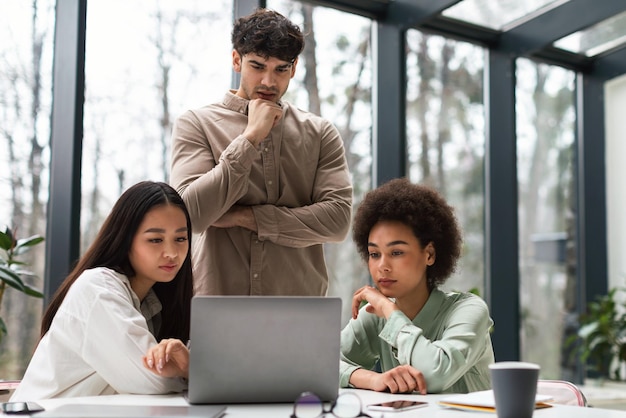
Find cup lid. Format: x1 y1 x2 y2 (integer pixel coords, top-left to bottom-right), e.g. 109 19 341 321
489 361 540 370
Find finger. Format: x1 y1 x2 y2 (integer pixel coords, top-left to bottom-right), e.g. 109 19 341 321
404 368 426 394
413 372 427 395
165 339 184 362
272 112 283 127
352 298 360 319
394 377 410 394
387 380 400 394
397 369 420 393
351 291 364 318
142 356 152 370
382 374 399 393
144 350 157 369
352 294 368 318
151 343 167 372
162 344 170 364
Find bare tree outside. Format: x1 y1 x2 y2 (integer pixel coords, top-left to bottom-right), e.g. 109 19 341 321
151 3 223 181
0 0 54 378
269 0 373 324
406 31 485 296
406 29 576 379
516 59 575 379
81 0 231 245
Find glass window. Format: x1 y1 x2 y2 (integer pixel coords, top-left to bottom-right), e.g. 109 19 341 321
554 10 626 57
82 0 233 248
516 58 575 380
85 0 373 326
442 0 566 31
0 0 55 379
267 0 373 324
405 30 486 296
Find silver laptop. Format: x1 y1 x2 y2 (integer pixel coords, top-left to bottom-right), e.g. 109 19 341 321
186 296 342 404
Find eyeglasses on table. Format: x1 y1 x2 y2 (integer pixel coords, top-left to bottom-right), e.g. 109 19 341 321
290 391 375 418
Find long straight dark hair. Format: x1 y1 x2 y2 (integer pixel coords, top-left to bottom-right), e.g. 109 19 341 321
41 181 194 342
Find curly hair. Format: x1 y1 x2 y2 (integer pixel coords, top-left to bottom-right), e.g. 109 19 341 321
353 178 462 289
231 8 304 63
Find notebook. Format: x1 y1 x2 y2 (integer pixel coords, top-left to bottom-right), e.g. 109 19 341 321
186 296 342 404
438 390 553 412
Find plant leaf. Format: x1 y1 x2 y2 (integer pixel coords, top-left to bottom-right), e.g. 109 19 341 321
578 322 599 339
15 235 44 249
0 230 13 251
13 238 44 256
13 268 35 276
0 266 26 291
22 283 44 298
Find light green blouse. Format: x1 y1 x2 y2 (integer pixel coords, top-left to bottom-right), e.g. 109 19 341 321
340 289 495 393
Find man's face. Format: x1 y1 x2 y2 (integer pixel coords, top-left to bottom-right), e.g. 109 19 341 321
232 51 297 103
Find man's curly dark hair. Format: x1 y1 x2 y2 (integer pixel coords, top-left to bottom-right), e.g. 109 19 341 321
231 8 304 63
353 178 462 290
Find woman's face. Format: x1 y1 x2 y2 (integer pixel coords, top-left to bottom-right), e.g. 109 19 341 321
128 204 189 298
367 220 435 303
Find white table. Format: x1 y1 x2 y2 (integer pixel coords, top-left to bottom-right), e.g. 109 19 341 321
14 389 626 418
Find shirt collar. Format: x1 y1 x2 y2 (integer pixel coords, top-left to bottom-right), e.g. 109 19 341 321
140 289 163 321
413 288 445 326
223 90 249 115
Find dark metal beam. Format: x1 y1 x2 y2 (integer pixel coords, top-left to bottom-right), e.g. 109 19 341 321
372 22 406 187
499 0 626 55
304 0 464 29
576 74 608 309
385 0 462 29
45 0 87 304
419 16 499 48
305 0 626 80
592 46 626 80
529 46 594 73
303 0 388 20
484 50 519 361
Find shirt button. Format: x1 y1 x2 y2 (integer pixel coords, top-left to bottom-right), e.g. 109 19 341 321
253 273 258 278
264 148 269 152
268 180 273 185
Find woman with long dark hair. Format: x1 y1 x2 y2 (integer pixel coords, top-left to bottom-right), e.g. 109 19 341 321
12 181 194 401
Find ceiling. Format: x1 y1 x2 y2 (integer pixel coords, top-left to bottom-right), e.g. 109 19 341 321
304 0 626 79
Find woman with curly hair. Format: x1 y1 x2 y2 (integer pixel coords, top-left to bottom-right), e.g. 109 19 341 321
340 178 494 394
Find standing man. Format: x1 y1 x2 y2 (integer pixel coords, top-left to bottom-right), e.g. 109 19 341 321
170 8 352 296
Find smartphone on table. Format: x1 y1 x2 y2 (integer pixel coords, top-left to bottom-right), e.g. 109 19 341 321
367 400 428 412
2 401 45 415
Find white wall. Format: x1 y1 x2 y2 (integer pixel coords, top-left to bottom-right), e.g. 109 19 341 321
605 74 626 289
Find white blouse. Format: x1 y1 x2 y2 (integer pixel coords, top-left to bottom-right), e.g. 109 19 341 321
11 267 187 401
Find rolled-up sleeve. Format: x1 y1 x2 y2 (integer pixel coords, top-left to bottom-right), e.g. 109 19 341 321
379 298 493 393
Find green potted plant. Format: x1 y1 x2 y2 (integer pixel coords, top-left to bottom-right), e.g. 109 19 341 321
574 288 626 382
0 225 44 344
